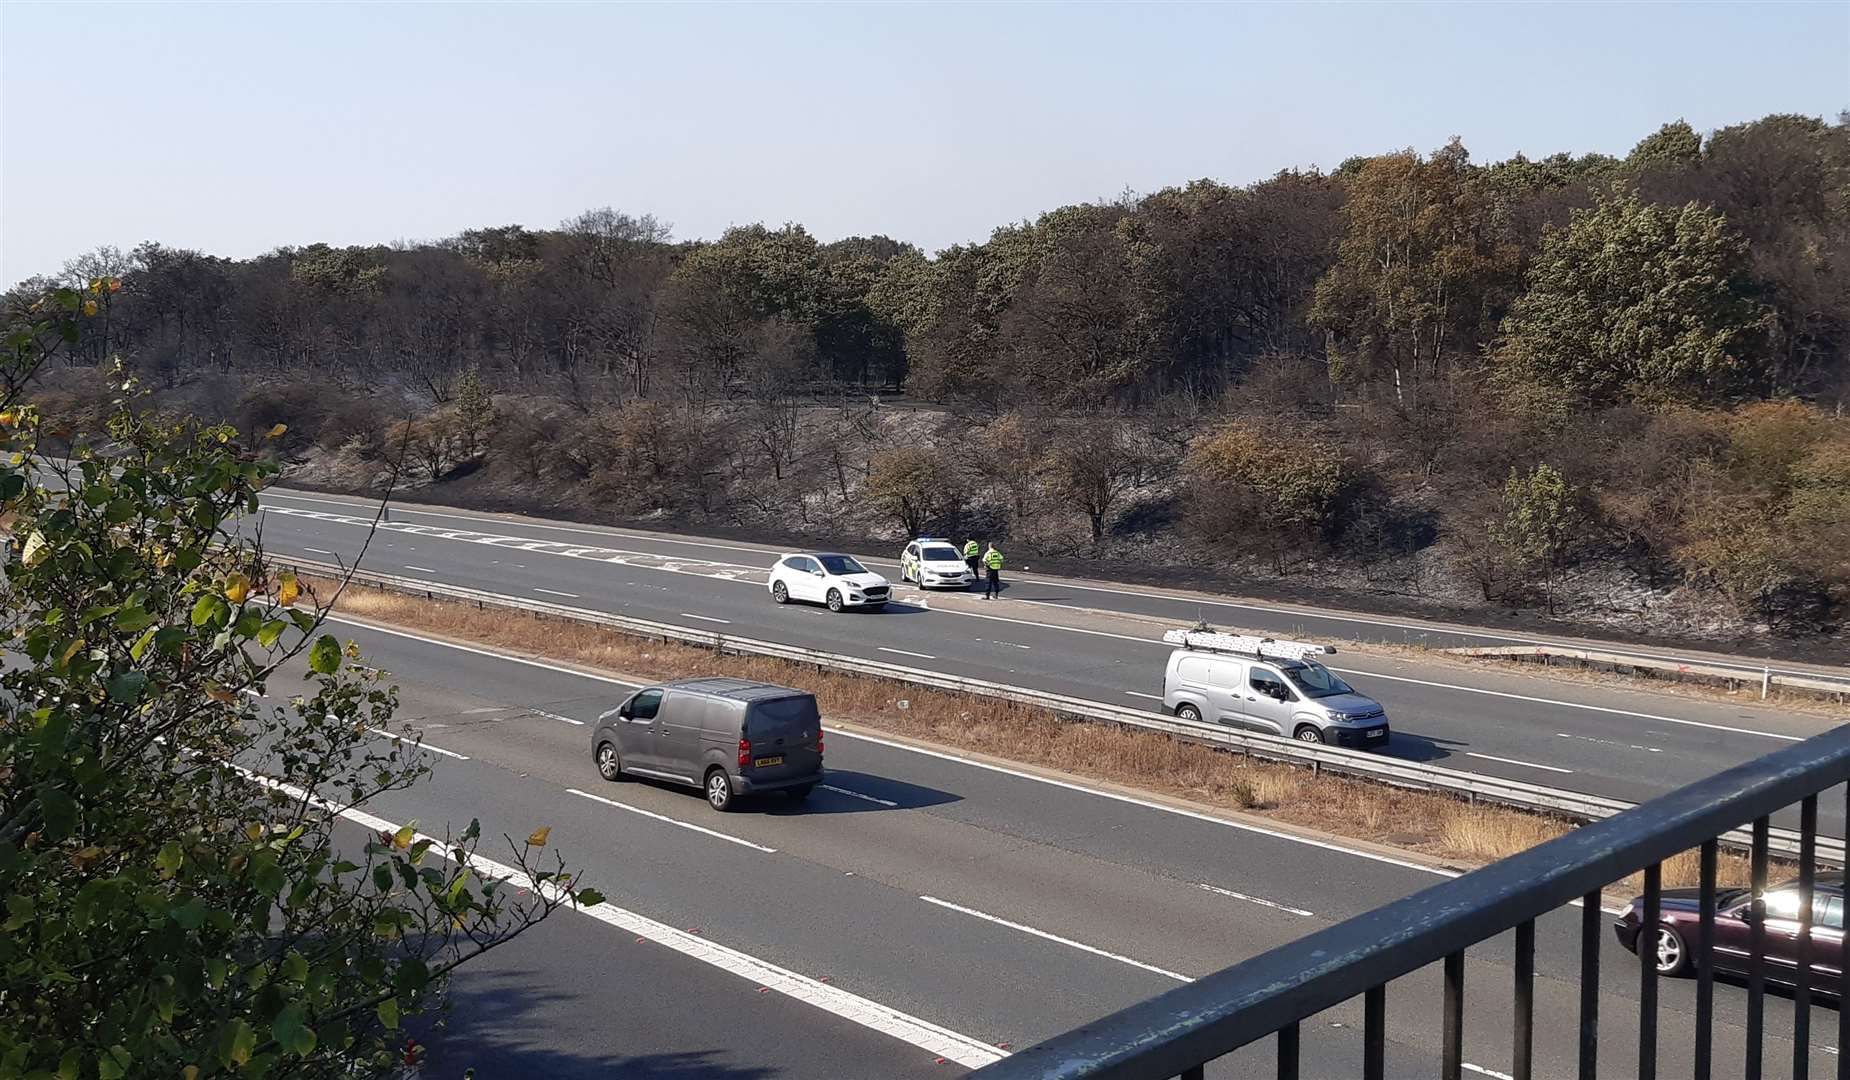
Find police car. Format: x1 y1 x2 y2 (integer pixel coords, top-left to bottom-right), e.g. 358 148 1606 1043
899 537 974 589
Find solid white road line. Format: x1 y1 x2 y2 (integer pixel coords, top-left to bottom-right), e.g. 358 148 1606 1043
404 564 437 573
535 587 581 598
920 896 1193 983
303 546 334 555
530 709 587 726
250 769 1005 1069
826 728 1455 880
1197 882 1314 918
565 787 777 853
321 613 643 689
680 612 733 624
1463 1064 1516 1080
821 784 899 808
878 647 938 660
1464 752 1573 774
367 727 469 760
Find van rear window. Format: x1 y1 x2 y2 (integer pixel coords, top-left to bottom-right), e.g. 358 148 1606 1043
748 695 820 736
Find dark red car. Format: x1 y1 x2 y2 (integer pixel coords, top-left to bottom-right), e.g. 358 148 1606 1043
1615 875 1845 994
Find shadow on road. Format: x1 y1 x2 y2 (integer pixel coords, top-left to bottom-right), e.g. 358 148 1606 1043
764 769 962 816
1381 730 1461 763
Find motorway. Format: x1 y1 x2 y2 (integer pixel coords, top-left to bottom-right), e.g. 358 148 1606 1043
258 616 1839 1079
246 488 1850 835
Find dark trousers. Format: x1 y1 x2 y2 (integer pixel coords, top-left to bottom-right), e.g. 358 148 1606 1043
966 556 979 579
985 567 1000 598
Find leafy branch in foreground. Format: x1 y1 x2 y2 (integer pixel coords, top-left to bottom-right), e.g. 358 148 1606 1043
0 291 600 1078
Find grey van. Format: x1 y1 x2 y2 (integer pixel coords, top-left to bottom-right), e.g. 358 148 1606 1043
590 677 824 811
1162 649 1390 748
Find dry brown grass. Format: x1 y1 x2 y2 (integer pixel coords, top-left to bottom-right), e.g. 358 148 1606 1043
312 577 1794 894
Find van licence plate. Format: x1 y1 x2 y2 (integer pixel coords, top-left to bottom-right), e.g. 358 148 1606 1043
753 756 784 768
1367 728 1387 739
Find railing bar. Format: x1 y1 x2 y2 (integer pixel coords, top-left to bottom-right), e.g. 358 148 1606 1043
1842 783 1848 1080
1514 919 1534 1080
1794 794 1817 1080
1443 950 1464 1080
1580 890 1600 1080
1364 984 1386 1080
1639 863 1660 1080
1276 1022 1299 1080
1746 815 1770 1080
1696 840 1717 1080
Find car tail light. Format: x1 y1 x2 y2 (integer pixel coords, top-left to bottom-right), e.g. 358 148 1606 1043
738 738 751 768
816 730 824 757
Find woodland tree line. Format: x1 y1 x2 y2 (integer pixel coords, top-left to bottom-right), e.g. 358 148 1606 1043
11 114 1850 633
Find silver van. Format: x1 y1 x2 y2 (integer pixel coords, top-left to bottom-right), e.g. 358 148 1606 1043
1163 649 1390 748
590 677 825 811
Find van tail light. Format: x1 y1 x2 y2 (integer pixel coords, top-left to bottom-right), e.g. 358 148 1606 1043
816 730 824 757
738 738 751 768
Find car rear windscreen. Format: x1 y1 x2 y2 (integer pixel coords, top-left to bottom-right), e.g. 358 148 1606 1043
747 695 820 737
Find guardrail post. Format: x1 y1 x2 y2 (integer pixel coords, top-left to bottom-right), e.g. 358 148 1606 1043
1761 667 1770 700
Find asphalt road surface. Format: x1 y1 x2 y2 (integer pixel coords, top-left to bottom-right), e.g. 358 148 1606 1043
245 488 1849 836
254 619 1839 1079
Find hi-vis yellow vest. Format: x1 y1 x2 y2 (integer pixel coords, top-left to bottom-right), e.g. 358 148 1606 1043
984 549 1004 570
963 541 979 558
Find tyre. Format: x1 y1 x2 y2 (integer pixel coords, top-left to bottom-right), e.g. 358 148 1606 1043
826 589 844 612
1295 725 1325 745
1175 703 1203 723
1650 924 1689 976
786 784 815 804
595 742 622 782
705 768 735 812
771 581 789 604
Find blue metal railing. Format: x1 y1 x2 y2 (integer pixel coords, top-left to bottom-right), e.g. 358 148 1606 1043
971 724 1850 1080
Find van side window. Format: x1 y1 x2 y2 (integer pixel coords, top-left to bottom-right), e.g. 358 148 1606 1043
1818 895 1844 931
629 689 663 721
1177 656 1215 683
1250 668 1289 699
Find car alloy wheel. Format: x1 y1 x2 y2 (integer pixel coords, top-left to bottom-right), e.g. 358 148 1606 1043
826 589 844 612
706 770 733 811
771 581 789 604
1654 926 1687 975
596 743 621 781
1175 703 1202 723
1296 726 1324 744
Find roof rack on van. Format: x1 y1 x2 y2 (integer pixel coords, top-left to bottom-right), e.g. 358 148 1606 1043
1161 628 1336 662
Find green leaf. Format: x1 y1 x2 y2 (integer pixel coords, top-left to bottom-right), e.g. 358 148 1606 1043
217 1019 255 1067
171 899 206 930
206 956 228 990
38 784 77 840
574 888 606 907
152 979 177 1022
57 1049 80 1080
270 1002 316 1057
307 634 341 675
106 670 148 703
113 606 155 632
95 1045 132 1080
256 619 286 648
372 864 393 893
190 593 223 628
282 950 308 985
128 627 157 661
375 997 399 1030
155 841 183 877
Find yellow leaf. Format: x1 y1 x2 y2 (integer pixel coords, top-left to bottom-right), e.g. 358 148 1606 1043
56 637 85 669
266 423 288 440
89 278 103 294
19 530 49 567
83 300 99 317
0 411 14 427
391 825 415 850
526 826 551 848
184 1067 199 1080
244 823 264 842
224 572 251 604
69 845 105 870
277 572 301 607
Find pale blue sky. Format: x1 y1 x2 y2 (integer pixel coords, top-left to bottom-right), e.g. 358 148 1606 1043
2 1 1845 285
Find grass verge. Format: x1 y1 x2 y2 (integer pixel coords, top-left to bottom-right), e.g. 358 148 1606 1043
309 576 1788 895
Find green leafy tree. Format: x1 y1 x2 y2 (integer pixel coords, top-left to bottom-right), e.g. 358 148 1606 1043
0 285 596 1078
1626 120 1703 170
1493 463 1581 612
1497 189 1773 403
453 365 495 459
865 446 952 537
1182 421 1354 571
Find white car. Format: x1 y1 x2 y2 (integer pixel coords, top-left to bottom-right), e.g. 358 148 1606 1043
899 537 973 589
768 552 891 612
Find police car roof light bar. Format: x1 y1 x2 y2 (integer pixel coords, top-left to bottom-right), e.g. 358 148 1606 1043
1161 628 1336 662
